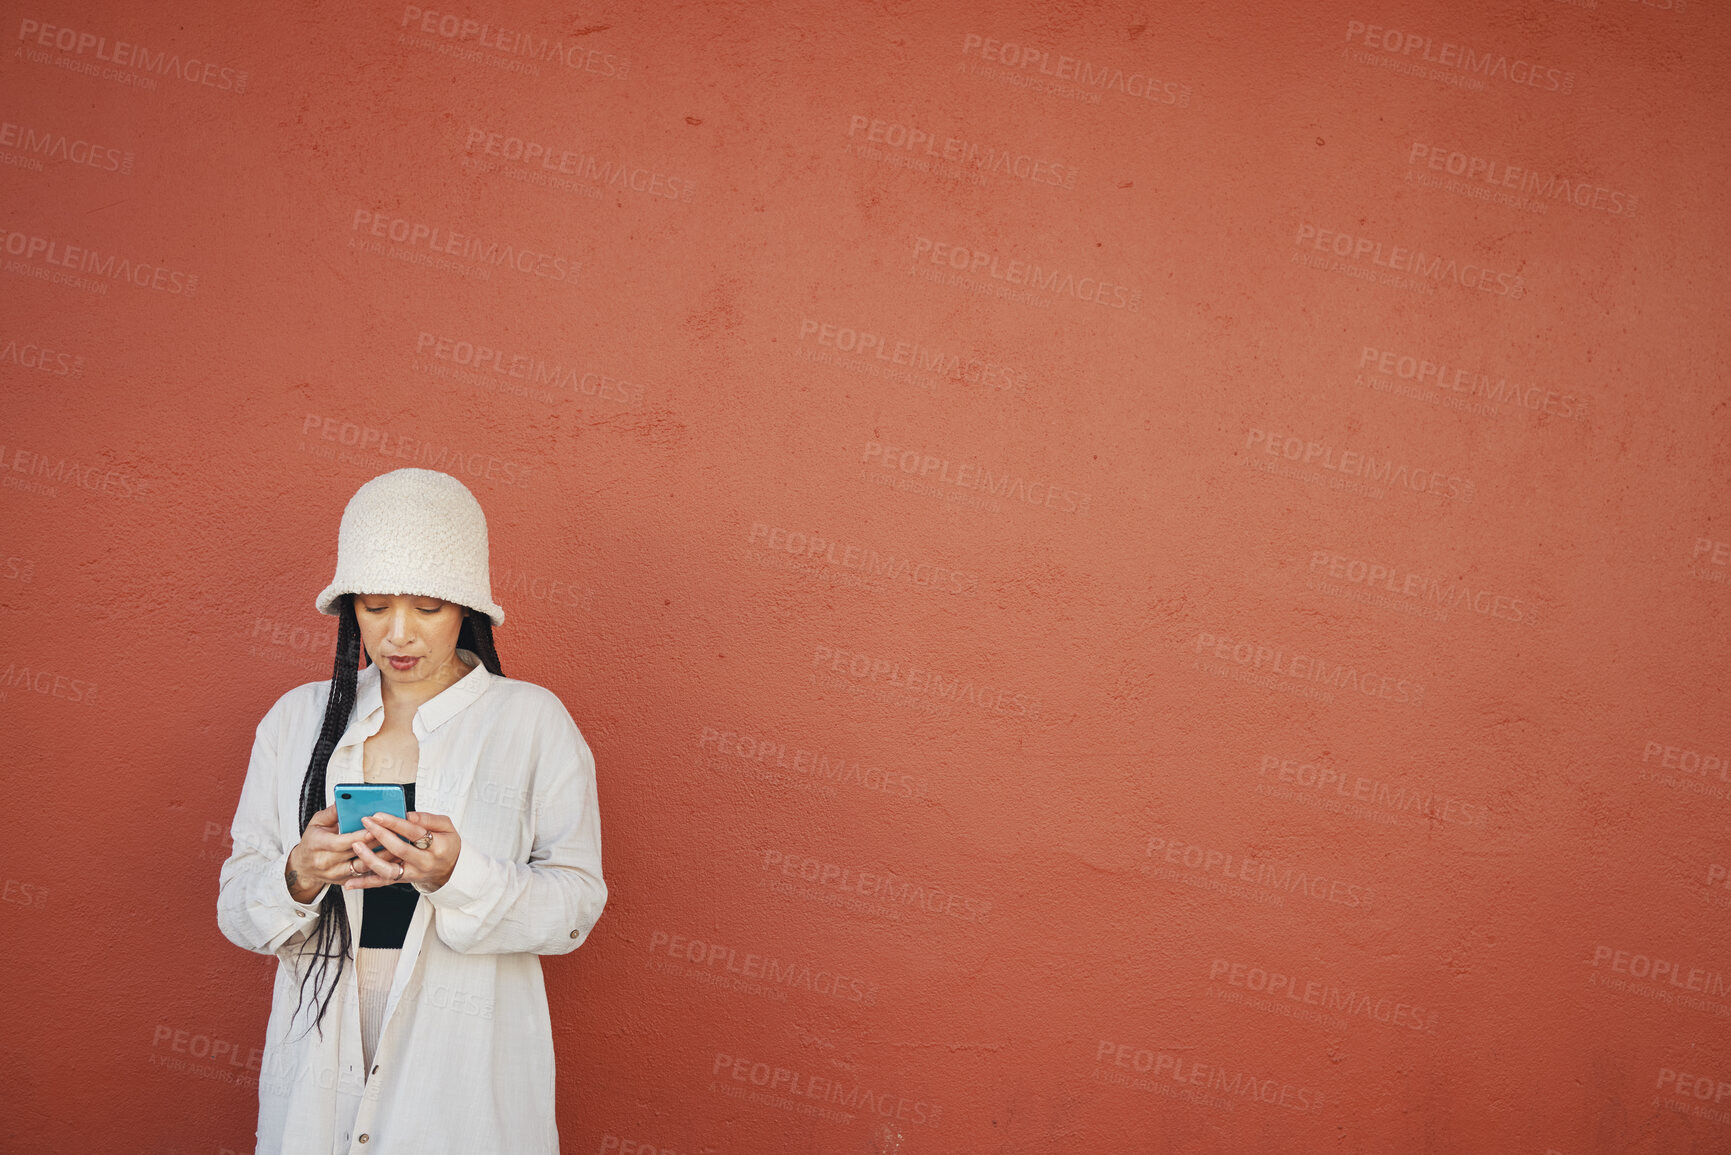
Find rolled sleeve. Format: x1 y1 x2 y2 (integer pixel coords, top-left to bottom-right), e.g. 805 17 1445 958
424 693 606 955
282 853 330 920
418 834 490 905
216 696 325 957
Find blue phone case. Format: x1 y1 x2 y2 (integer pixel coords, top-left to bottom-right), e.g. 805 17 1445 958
334 783 408 841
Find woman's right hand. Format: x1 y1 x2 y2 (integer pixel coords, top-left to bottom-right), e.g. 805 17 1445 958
284 804 398 904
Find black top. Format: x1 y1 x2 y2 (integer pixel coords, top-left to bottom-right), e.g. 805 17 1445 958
358 782 420 949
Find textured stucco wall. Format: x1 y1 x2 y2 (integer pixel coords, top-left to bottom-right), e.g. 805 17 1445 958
3 0 1728 1152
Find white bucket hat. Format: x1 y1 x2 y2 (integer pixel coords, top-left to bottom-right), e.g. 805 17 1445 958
314 468 506 627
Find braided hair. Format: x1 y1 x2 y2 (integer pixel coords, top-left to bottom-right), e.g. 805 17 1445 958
288 593 504 1038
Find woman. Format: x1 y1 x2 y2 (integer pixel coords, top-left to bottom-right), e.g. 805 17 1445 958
217 467 607 1154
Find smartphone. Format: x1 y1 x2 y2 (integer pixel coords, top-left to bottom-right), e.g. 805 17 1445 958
334 783 408 851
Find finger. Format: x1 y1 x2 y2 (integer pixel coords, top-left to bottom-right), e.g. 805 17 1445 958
309 832 364 856
310 853 354 881
410 812 458 833
337 836 380 862
362 816 418 859
352 841 392 872
312 821 376 849
348 842 407 887
365 812 426 841
306 805 338 831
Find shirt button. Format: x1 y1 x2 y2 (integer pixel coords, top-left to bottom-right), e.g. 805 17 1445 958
359 1135 369 1144
570 928 580 938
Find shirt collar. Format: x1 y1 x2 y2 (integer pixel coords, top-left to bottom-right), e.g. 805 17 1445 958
343 648 493 746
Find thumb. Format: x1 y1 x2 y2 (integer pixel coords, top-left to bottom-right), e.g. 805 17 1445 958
308 805 338 829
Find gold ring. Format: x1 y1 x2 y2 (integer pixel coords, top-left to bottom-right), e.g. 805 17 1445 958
348 858 363 877
412 835 432 851
395 862 406 881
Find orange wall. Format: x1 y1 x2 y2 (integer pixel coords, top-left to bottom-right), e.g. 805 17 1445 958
4 1 1729 1152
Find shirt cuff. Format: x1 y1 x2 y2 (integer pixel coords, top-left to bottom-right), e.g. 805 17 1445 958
420 842 490 908
280 853 328 918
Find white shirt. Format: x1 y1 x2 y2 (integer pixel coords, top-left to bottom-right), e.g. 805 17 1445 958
216 649 606 1155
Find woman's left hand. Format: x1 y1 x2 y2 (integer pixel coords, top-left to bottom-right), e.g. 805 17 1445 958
344 811 463 892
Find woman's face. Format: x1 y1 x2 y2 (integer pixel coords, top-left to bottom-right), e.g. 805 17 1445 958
353 593 471 687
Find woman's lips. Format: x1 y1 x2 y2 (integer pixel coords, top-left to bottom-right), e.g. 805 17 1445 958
388 656 420 669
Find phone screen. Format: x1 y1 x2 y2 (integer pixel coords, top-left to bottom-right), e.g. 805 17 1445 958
334 783 409 840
